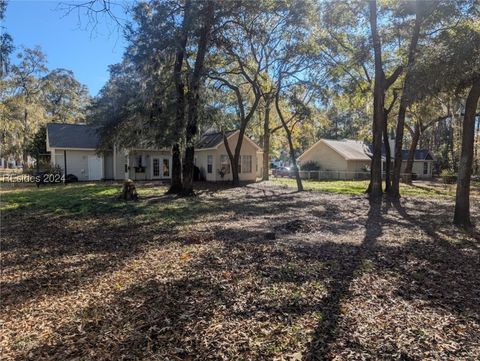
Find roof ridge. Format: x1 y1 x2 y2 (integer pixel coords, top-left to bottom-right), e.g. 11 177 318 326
201 129 236 136
47 122 91 127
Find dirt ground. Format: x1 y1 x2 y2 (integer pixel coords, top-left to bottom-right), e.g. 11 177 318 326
1 183 479 360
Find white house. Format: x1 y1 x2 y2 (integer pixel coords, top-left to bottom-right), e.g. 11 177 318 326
46 123 262 182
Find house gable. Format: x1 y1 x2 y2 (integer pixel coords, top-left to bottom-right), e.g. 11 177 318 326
298 140 349 171
196 130 262 152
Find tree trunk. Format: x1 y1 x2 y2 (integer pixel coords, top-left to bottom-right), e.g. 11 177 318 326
404 121 420 185
453 78 480 228
367 0 384 198
223 133 238 185
474 115 480 175
286 130 303 192
275 88 303 192
167 0 190 194
231 127 248 186
382 112 392 192
169 143 183 193
390 1 422 198
262 99 271 181
182 0 214 195
23 107 28 169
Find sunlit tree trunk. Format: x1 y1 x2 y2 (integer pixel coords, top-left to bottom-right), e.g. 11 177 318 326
391 1 423 198
454 78 480 228
22 107 28 170
404 121 420 185
275 88 303 192
367 0 384 198
262 99 271 181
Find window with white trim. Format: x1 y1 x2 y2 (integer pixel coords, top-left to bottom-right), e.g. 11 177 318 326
242 155 252 173
220 155 230 174
207 155 213 174
423 162 428 175
153 158 160 177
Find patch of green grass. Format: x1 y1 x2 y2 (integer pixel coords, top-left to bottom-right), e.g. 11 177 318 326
0 183 226 226
1 183 129 216
269 178 455 198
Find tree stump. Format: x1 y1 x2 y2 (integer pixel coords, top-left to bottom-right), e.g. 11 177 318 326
119 179 139 201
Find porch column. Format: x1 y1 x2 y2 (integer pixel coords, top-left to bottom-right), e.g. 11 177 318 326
63 150 67 184
125 150 130 180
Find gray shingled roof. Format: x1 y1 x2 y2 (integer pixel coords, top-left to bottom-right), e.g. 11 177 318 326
400 149 434 161
47 123 100 149
196 130 237 149
322 139 371 161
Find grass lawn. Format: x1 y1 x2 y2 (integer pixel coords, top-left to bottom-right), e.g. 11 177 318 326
1 182 479 360
268 178 460 197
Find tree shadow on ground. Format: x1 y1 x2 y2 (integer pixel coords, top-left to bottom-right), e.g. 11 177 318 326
304 199 384 360
390 200 480 319
4 186 480 360
1 186 326 310
1 216 164 308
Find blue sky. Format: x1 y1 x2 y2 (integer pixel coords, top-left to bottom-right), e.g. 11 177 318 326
4 1 131 96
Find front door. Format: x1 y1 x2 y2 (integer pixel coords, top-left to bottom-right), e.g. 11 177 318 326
152 157 171 179
162 157 170 178
152 157 161 179
88 155 103 181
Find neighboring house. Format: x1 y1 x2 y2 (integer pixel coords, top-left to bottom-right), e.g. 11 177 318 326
382 138 435 179
392 149 435 179
0 155 35 169
298 139 371 176
46 123 262 182
298 138 435 179
195 130 263 182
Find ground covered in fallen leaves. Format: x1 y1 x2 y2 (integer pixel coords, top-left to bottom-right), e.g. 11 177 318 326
1 182 479 360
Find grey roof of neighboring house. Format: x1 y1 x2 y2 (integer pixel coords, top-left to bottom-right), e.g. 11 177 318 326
47 123 100 149
196 130 237 149
322 139 372 161
400 149 434 161
368 144 435 161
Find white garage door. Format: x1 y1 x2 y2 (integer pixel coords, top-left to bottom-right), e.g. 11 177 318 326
88 156 103 180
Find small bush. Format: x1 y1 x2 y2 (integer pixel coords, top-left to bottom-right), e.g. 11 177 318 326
300 161 321 171
440 169 457 184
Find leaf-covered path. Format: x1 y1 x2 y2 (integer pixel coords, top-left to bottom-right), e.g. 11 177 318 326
1 183 479 360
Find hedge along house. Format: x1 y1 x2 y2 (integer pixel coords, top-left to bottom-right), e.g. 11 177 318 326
194 130 263 182
47 123 172 181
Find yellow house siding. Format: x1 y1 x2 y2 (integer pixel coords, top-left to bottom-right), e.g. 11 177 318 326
195 151 217 181
216 132 259 181
402 160 433 179
346 160 370 173
196 132 260 182
299 141 348 171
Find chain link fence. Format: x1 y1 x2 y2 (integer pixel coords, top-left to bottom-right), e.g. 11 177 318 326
296 170 414 182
